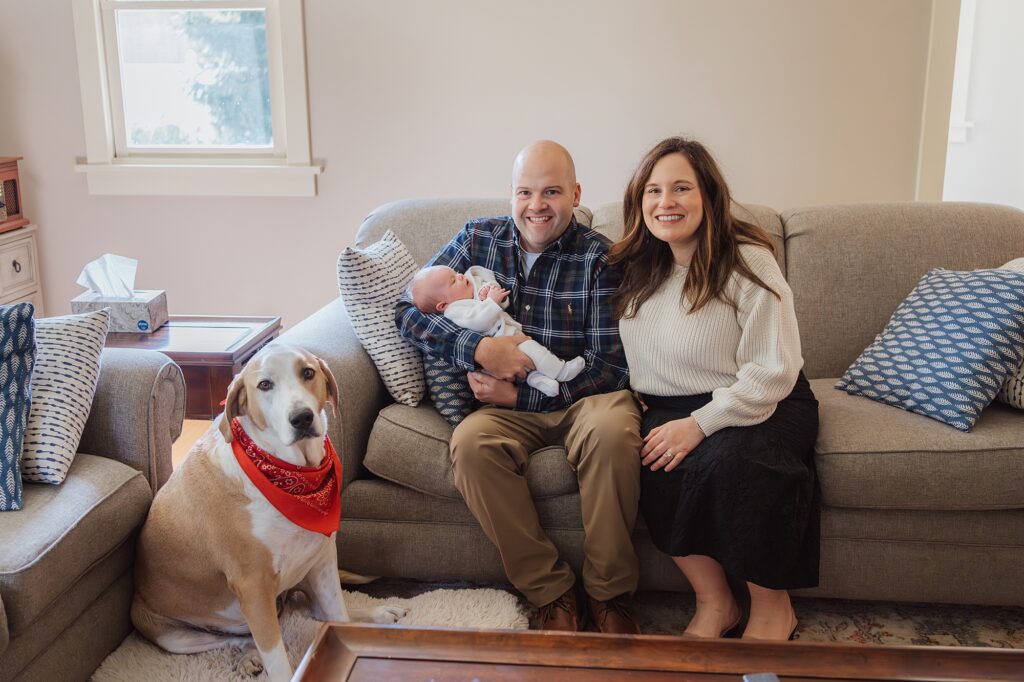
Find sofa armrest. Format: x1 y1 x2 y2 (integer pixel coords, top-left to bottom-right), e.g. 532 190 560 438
276 298 391 487
78 348 185 495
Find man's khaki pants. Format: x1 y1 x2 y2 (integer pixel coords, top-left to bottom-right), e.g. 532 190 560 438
450 389 642 607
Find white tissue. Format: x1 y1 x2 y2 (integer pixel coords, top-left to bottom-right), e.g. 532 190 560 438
76 254 137 299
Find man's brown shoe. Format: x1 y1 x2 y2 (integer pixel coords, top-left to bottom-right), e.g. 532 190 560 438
536 586 581 631
588 594 640 634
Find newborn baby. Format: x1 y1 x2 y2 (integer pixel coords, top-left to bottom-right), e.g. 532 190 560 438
409 264 585 397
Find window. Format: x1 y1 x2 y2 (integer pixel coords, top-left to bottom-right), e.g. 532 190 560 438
73 0 321 196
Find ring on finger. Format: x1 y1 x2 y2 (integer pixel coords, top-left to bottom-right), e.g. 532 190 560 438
661 451 673 461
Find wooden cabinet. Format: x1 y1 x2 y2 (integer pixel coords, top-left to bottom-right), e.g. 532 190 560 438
0 224 43 315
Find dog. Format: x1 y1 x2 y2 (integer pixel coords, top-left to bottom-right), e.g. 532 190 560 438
131 344 406 680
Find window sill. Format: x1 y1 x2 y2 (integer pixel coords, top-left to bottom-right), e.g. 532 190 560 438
73 160 324 197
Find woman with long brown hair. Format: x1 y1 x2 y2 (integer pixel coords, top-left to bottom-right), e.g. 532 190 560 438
610 137 820 640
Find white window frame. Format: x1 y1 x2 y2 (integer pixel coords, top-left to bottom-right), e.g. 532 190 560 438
72 0 322 196
948 0 976 144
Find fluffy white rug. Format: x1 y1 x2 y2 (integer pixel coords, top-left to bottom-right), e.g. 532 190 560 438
91 588 528 682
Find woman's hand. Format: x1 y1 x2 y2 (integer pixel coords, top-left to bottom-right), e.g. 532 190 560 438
641 417 706 472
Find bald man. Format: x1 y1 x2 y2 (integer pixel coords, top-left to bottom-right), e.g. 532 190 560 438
396 141 642 633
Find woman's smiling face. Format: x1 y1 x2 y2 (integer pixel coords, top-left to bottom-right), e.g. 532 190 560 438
642 152 705 264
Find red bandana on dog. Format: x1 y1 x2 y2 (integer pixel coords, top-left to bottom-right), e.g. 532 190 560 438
230 418 341 536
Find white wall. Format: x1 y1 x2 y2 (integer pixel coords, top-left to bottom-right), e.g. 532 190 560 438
0 0 934 327
943 0 1024 209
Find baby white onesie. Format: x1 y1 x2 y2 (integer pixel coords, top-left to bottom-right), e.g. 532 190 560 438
444 266 584 397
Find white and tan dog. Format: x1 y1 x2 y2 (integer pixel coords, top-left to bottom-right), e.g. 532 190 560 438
132 345 405 680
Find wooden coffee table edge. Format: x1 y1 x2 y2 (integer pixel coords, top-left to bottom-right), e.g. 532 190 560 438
293 623 1024 681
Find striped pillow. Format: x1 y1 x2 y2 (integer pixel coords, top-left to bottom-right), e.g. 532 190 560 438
20 309 109 484
997 257 1024 408
337 231 425 406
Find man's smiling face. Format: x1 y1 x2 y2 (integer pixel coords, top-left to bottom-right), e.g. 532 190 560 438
510 141 581 253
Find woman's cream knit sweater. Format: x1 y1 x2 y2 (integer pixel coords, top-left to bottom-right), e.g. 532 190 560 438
619 244 803 437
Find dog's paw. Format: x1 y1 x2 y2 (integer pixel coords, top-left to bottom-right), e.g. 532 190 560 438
234 647 264 677
371 604 408 624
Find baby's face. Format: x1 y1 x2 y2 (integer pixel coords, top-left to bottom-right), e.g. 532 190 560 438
430 267 475 307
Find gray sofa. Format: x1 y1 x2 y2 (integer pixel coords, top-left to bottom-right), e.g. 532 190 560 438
278 198 1024 607
0 348 185 682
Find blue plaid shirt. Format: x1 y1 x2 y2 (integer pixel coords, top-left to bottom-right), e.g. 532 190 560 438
396 216 629 412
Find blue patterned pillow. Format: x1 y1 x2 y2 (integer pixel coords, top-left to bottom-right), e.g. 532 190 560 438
0 303 36 511
837 268 1024 431
423 353 476 427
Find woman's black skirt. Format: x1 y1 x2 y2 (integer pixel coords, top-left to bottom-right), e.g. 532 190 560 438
639 372 821 590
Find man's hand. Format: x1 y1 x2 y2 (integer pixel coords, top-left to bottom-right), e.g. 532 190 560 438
487 286 510 304
467 372 517 407
474 334 534 381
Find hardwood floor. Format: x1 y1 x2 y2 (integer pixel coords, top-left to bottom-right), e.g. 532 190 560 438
172 419 211 469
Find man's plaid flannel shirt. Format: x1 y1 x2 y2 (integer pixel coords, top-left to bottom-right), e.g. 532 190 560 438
395 216 629 413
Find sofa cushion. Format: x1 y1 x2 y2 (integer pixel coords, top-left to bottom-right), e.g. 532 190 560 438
811 378 1024 510
2 541 134 681
783 202 1024 380
363 403 578 500
591 202 786 274
354 198 593 267
0 454 151 636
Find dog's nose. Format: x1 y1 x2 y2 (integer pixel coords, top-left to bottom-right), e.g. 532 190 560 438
289 409 315 431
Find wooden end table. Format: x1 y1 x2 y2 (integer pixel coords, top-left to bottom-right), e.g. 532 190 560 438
294 624 1024 681
106 315 281 419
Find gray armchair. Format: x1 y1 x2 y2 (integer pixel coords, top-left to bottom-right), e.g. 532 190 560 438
0 348 185 682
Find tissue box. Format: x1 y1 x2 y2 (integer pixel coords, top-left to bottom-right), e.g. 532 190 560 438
71 289 168 333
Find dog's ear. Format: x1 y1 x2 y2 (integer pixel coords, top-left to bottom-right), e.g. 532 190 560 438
317 357 340 418
246 387 268 433
219 373 248 442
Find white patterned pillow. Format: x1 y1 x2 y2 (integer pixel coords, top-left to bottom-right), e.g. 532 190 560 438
997 257 1024 408
337 230 425 406
20 308 109 484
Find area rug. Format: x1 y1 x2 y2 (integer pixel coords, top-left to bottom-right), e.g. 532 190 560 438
631 593 1024 648
356 578 1024 648
92 581 1024 681
91 587 529 682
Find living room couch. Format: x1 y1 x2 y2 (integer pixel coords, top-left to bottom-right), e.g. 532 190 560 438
0 348 184 682
278 198 1024 607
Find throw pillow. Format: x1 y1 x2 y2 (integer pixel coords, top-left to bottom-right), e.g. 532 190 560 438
0 302 36 511
836 267 1024 431
337 230 425 406
20 309 109 484
424 353 476 427
996 257 1024 408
